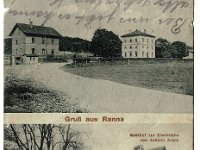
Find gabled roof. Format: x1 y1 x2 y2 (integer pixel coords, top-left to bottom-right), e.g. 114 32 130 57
121 30 155 38
148 146 166 150
9 23 62 38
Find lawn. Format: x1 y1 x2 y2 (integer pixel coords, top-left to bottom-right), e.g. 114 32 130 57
64 59 193 95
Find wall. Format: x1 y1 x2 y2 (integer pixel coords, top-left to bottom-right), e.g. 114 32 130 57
25 37 60 56
121 36 155 58
22 56 38 64
12 28 26 56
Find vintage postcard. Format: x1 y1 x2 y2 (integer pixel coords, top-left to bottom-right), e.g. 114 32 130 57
3 0 194 149
4 123 193 150
4 0 193 113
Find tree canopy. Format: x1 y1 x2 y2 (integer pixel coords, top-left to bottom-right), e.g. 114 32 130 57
171 41 189 58
155 38 189 59
90 29 122 58
4 38 12 55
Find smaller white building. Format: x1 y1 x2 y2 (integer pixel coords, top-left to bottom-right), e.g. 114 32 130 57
121 30 156 58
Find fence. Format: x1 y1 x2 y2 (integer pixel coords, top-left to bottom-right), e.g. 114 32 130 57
71 57 193 68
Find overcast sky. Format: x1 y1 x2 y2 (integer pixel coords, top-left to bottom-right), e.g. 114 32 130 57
4 0 193 46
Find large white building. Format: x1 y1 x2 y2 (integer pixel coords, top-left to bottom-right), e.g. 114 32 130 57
121 30 156 58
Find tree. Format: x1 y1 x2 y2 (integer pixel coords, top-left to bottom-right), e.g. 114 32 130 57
155 38 171 58
4 124 85 150
90 29 122 58
171 41 189 58
4 38 12 55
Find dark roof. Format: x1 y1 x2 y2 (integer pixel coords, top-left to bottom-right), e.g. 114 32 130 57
121 30 155 38
148 146 166 150
9 23 62 38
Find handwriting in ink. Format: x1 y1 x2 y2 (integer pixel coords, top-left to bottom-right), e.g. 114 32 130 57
154 0 189 13
158 17 187 34
8 9 56 25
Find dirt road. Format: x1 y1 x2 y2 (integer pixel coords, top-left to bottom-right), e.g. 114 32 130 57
7 63 193 113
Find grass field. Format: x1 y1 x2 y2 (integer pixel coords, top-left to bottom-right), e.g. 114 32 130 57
64 59 193 95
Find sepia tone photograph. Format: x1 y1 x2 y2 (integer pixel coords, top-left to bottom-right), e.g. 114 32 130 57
4 0 193 113
4 123 193 150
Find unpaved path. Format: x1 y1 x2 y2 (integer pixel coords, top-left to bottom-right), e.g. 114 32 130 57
7 63 193 113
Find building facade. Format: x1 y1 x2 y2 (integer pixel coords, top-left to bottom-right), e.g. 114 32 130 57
9 22 62 64
121 30 156 58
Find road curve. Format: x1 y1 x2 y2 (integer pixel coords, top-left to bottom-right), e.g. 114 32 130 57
8 63 193 113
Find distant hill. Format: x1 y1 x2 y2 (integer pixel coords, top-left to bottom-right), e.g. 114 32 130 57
59 36 91 53
4 38 12 55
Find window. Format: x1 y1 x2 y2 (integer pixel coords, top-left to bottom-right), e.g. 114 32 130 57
135 51 137 57
130 46 132 49
16 40 18 45
16 49 18 54
42 38 45 44
125 52 127 57
30 57 32 61
130 51 132 57
124 39 126 43
135 46 138 49
51 49 54 56
124 47 127 49
142 45 144 49
42 49 46 55
32 38 35 43
142 38 144 42
147 46 149 49
135 39 137 42
152 46 153 49
32 48 35 54
33 57 35 60
130 39 132 43
147 52 149 58
51 39 54 44
142 51 144 57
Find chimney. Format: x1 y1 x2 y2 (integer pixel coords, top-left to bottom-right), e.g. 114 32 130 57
144 29 146 33
29 19 33 28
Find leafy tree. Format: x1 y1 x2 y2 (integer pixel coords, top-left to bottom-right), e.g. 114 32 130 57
155 39 189 59
90 29 122 58
171 41 189 58
4 38 12 55
155 38 171 58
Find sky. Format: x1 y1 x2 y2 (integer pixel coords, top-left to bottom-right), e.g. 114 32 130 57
4 0 193 46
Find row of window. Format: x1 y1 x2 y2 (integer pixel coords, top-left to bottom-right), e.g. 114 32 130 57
124 45 154 50
124 51 154 58
124 38 154 44
15 48 54 55
15 38 55 45
30 57 36 61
